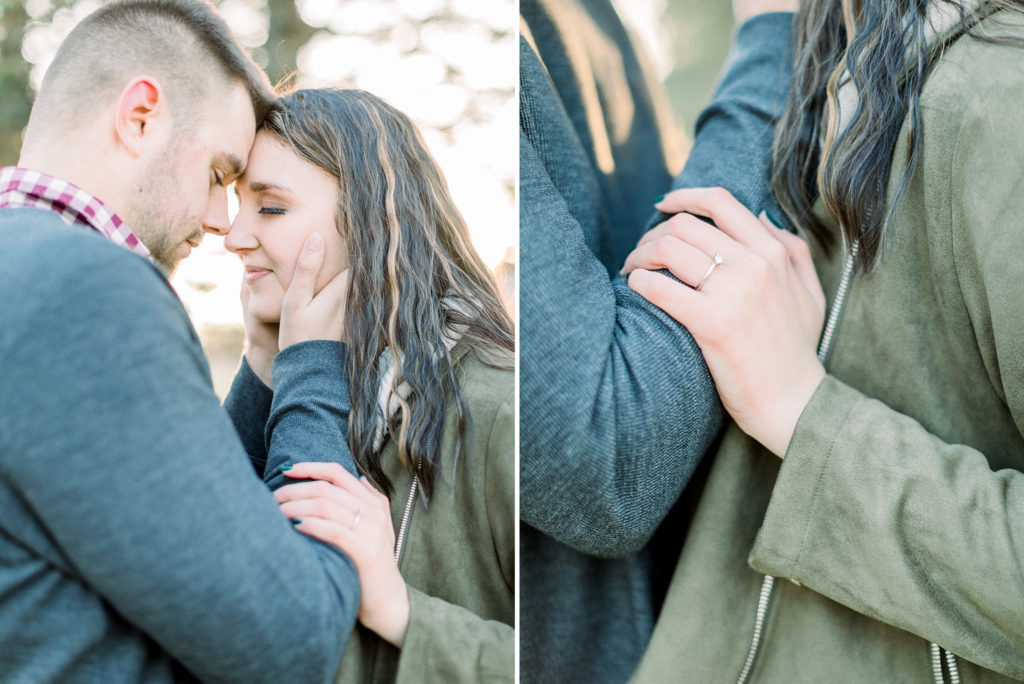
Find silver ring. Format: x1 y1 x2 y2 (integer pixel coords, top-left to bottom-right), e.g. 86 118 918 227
695 253 723 291
351 508 364 530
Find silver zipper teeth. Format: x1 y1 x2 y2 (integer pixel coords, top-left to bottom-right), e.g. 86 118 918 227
393 457 423 563
930 642 963 684
736 242 859 684
736 575 775 684
817 241 859 364
931 642 945 684
945 649 961 684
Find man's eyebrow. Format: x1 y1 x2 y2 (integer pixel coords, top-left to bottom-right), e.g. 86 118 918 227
217 153 244 178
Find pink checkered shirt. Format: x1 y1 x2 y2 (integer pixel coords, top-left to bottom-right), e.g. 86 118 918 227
0 166 152 260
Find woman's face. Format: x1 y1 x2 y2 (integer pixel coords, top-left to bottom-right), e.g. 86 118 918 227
226 130 347 323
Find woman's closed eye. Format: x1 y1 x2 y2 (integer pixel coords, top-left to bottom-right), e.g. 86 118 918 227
258 207 286 215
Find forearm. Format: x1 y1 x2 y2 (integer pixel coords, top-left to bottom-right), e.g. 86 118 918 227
751 375 1024 678
650 11 795 230
224 356 273 476
520 135 722 558
2 254 359 682
264 340 358 489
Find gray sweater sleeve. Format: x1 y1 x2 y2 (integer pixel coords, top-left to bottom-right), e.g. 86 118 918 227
0 236 358 683
650 13 795 229
264 340 359 489
224 356 273 476
224 341 359 490
519 12 793 559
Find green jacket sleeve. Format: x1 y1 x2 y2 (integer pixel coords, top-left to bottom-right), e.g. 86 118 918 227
394 588 514 684
393 371 514 684
749 76 1024 678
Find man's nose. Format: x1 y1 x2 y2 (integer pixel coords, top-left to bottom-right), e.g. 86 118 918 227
203 188 230 236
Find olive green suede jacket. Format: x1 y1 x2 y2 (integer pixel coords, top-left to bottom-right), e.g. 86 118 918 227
334 346 514 684
631 9 1024 683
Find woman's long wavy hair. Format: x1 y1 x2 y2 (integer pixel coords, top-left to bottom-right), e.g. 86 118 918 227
773 0 1023 272
262 89 514 503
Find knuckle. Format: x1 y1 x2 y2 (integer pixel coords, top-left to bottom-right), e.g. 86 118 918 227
645 275 671 304
707 187 730 203
668 213 689 229
703 316 727 342
651 237 672 263
793 239 812 260
764 239 788 264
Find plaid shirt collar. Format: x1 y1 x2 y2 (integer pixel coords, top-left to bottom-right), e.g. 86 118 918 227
0 166 152 261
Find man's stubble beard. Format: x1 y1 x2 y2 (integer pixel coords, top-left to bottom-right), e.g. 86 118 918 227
126 143 204 275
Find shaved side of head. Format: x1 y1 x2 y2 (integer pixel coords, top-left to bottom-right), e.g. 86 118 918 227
25 0 274 144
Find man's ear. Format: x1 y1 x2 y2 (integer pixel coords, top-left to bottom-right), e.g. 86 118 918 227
114 76 165 157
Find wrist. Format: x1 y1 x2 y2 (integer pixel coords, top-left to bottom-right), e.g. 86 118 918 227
244 348 275 388
754 364 826 458
364 576 411 647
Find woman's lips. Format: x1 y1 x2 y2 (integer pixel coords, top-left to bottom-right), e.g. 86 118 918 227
245 267 272 283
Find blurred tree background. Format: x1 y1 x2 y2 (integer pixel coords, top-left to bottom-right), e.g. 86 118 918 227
0 0 515 396
1 0 741 393
613 0 737 146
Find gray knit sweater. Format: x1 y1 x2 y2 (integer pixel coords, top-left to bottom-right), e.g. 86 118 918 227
0 209 359 683
519 2 794 681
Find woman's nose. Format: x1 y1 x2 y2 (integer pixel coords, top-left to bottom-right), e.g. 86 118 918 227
224 215 259 254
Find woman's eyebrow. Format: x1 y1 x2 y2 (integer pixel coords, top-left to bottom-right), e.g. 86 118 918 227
246 180 293 194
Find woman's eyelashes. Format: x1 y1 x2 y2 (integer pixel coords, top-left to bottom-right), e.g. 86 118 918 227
258 207 286 215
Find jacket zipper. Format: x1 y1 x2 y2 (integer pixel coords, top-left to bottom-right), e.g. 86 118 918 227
930 642 961 684
734 240 961 683
736 241 858 684
393 456 423 563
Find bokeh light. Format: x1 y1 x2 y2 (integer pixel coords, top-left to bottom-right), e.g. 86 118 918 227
4 0 516 395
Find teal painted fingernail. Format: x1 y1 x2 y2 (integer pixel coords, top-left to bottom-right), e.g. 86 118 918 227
280 463 293 472
653 194 665 204
290 518 301 525
764 210 784 229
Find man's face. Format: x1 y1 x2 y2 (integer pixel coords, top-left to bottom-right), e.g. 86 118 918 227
129 84 256 274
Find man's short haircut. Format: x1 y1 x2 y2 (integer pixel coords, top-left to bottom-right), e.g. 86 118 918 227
29 0 274 135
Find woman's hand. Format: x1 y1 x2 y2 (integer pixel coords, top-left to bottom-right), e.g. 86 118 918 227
240 279 279 387
621 187 826 457
275 462 410 647
278 233 351 350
